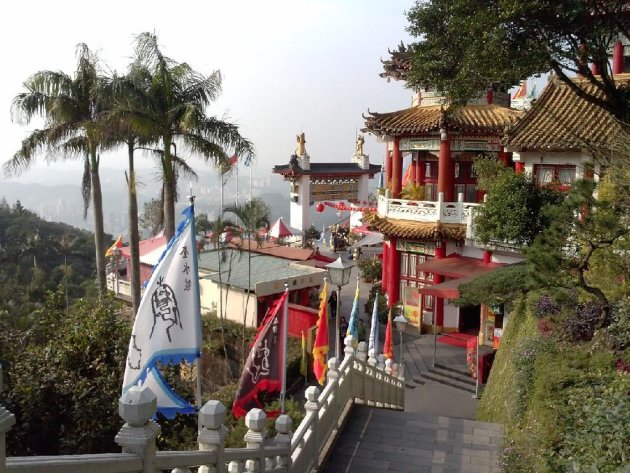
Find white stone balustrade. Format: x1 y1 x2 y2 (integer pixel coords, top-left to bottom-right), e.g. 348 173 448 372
377 192 479 225
2 334 404 473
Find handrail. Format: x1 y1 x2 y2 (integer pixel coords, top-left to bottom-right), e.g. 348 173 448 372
2 337 404 473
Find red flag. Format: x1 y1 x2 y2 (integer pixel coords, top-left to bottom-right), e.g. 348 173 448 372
232 291 287 418
312 281 329 384
229 154 238 165
383 309 394 360
105 235 123 257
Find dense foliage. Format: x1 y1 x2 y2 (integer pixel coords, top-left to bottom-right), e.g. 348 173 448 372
472 158 563 247
357 256 382 283
455 263 528 308
405 0 630 120
0 290 131 455
0 199 98 327
479 292 629 472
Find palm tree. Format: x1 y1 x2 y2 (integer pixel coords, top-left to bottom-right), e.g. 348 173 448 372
119 32 255 241
224 198 271 366
6 44 111 294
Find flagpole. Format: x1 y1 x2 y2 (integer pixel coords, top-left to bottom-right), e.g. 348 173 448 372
249 163 253 201
189 187 203 409
280 283 289 413
236 160 239 207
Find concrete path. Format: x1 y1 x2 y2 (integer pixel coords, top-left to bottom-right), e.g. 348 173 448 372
317 247 505 472
322 406 503 473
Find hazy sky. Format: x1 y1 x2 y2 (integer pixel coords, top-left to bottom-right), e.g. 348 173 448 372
1 0 415 182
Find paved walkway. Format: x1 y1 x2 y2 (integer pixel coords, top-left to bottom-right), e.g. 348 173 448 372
322 406 503 473
318 247 504 472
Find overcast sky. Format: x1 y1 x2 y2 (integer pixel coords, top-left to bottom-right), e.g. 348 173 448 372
1 0 415 182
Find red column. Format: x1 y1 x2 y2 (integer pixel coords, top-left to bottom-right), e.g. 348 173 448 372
410 159 418 186
392 137 402 198
385 148 393 189
514 162 525 174
434 240 446 327
486 89 494 104
613 40 624 74
438 131 454 201
416 153 425 185
498 148 510 166
483 250 492 265
388 237 400 307
381 241 388 293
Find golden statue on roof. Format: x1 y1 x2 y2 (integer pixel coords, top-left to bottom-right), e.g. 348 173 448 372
295 132 307 156
356 134 365 156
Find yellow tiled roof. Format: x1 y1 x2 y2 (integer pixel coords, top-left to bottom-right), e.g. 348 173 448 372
505 74 629 150
364 213 466 241
364 104 522 137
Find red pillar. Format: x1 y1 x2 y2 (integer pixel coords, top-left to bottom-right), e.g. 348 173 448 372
416 153 425 185
438 131 454 201
392 137 402 198
387 237 400 307
381 241 388 293
410 159 418 186
591 63 600 75
483 250 492 265
434 240 446 327
498 148 510 166
486 89 494 104
613 40 624 74
514 162 525 174
385 149 393 189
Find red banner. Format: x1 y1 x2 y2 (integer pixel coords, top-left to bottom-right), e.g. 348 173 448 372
466 337 477 379
232 292 287 418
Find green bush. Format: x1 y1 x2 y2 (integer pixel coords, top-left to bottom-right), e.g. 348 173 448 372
357 256 382 283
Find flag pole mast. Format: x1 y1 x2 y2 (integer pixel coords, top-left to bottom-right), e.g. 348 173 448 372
189 184 203 409
280 283 289 413
236 159 239 207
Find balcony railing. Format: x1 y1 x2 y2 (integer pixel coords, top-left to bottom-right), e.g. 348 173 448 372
2 336 404 473
377 192 479 226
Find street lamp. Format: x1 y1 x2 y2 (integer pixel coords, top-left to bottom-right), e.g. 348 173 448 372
325 256 354 359
393 314 408 366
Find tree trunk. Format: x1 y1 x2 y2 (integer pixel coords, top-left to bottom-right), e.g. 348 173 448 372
128 140 142 315
162 135 176 242
90 149 107 295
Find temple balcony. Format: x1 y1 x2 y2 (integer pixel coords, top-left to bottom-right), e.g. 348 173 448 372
377 192 479 227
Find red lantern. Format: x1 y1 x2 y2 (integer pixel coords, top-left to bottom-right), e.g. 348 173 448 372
315 202 325 213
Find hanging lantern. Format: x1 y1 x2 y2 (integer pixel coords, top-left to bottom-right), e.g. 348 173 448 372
315 202 325 213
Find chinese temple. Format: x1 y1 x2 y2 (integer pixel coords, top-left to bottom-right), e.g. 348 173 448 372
272 133 381 232
363 43 524 346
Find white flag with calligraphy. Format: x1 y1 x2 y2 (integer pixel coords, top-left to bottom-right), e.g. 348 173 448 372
123 206 201 418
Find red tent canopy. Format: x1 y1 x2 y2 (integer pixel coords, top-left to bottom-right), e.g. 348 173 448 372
267 217 293 239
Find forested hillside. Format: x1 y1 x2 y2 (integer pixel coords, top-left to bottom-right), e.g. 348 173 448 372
0 198 99 327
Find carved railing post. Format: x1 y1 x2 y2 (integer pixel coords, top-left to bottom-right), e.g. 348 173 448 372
198 400 228 473
115 386 160 473
0 365 15 473
356 342 367 362
227 461 244 473
244 409 266 473
304 386 320 455
344 335 356 359
326 358 339 385
376 355 385 407
274 414 293 470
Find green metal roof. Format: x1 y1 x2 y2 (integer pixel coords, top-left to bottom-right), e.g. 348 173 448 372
198 248 320 291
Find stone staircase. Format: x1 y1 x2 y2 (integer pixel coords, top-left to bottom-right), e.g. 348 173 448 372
322 405 504 473
404 338 477 394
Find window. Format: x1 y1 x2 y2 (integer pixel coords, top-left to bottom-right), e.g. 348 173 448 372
535 164 576 188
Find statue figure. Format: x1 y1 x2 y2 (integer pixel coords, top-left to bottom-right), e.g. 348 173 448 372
356 134 365 156
295 132 307 156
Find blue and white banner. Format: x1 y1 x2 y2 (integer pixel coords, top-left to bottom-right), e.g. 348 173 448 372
368 291 380 357
123 206 202 418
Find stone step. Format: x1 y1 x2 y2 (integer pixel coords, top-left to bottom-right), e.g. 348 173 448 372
420 372 477 394
427 366 476 387
323 405 504 473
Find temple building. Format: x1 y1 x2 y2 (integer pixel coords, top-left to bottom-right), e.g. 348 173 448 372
272 132 381 232
363 44 524 345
